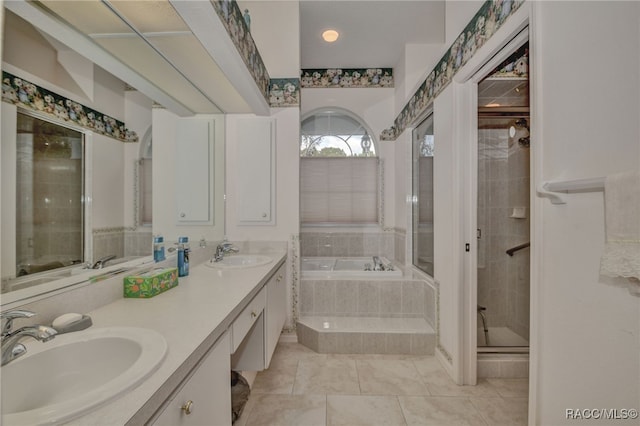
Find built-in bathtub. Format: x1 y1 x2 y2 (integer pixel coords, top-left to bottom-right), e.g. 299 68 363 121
301 256 402 278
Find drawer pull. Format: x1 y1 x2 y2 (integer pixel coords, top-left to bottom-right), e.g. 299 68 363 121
251 311 257 319
181 400 193 415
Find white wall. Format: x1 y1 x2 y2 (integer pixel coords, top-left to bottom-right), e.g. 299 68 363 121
532 1 640 423
432 84 460 365
239 1 299 77
91 135 125 229
123 91 153 229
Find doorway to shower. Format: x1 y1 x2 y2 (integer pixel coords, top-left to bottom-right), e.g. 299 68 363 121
476 43 530 353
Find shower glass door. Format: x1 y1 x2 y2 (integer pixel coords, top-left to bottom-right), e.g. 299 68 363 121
476 43 530 350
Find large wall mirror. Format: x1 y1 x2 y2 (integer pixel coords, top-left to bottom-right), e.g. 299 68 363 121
1 4 226 306
14 112 86 278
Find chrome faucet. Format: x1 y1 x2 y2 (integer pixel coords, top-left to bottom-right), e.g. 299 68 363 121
372 256 382 271
214 241 239 262
89 254 117 269
1 310 57 366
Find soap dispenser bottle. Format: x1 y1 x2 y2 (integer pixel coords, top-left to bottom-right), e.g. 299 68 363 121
153 235 165 262
177 236 190 277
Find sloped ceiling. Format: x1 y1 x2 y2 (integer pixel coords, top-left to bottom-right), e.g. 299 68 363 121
16 0 266 115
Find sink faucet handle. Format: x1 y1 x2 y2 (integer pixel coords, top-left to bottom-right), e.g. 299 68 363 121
1 310 36 335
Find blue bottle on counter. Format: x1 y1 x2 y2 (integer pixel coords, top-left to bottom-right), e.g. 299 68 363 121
153 235 165 262
177 236 190 277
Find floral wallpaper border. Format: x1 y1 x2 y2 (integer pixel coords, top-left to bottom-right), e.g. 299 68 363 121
301 68 394 88
380 0 525 141
269 78 300 107
212 0 270 104
488 43 528 79
2 71 139 143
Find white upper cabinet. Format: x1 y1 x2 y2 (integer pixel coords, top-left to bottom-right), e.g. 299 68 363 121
175 118 214 224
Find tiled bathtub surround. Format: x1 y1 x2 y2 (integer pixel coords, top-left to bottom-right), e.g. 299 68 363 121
297 278 436 355
394 228 407 265
297 317 434 355
300 279 431 320
300 229 407 263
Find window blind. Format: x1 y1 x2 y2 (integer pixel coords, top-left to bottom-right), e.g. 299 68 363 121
300 157 379 224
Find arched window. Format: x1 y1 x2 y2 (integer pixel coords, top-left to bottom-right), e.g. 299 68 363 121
301 108 376 157
300 108 380 225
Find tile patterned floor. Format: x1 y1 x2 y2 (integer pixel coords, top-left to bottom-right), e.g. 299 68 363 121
236 343 528 426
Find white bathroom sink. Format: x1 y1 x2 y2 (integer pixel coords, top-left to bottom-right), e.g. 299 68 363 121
205 254 273 269
1 326 167 425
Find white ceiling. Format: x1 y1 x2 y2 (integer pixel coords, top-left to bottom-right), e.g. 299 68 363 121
299 0 446 69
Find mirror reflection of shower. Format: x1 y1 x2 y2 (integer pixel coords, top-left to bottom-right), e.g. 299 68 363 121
509 118 530 148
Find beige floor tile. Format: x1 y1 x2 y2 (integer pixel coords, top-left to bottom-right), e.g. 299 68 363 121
422 371 500 397
293 358 361 395
356 359 429 396
329 353 416 361
244 394 326 426
470 397 529 426
399 396 488 426
252 367 296 394
486 378 529 398
327 395 407 426
411 356 446 376
269 342 327 370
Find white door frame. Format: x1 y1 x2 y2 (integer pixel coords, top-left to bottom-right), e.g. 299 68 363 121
451 0 534 396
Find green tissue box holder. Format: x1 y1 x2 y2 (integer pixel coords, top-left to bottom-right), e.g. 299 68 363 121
124 267 178 298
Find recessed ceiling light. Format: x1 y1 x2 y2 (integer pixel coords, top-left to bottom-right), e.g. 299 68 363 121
322 29 339 43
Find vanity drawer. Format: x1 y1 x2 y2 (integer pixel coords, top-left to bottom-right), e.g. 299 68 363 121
231 287 266 353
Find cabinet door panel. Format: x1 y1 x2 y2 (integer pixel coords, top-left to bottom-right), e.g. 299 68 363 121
235 118 275 224
175 118 213 224
153 332 231 426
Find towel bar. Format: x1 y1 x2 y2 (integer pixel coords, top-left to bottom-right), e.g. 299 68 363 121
537 176 605 204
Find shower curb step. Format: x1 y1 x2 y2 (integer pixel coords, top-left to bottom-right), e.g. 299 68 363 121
296 316 435 355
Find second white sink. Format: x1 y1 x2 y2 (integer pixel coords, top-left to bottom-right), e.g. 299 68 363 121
205 254 272 269
1 326 167 425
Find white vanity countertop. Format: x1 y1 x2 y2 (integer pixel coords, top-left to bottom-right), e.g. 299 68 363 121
62 250 287 426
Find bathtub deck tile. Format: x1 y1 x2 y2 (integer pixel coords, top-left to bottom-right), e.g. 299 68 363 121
297 316 435 355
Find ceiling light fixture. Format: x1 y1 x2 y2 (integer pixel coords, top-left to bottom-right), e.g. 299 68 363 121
322 29 339 43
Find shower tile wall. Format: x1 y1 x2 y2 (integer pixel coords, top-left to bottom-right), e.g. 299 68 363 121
93 228 152 261
16 141 83 267
477 127 530 342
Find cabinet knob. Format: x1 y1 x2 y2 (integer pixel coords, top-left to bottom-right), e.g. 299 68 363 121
276 275 283 282
251 311 257 319
181 400 193 415
180 212 186 218
262 212 267 218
